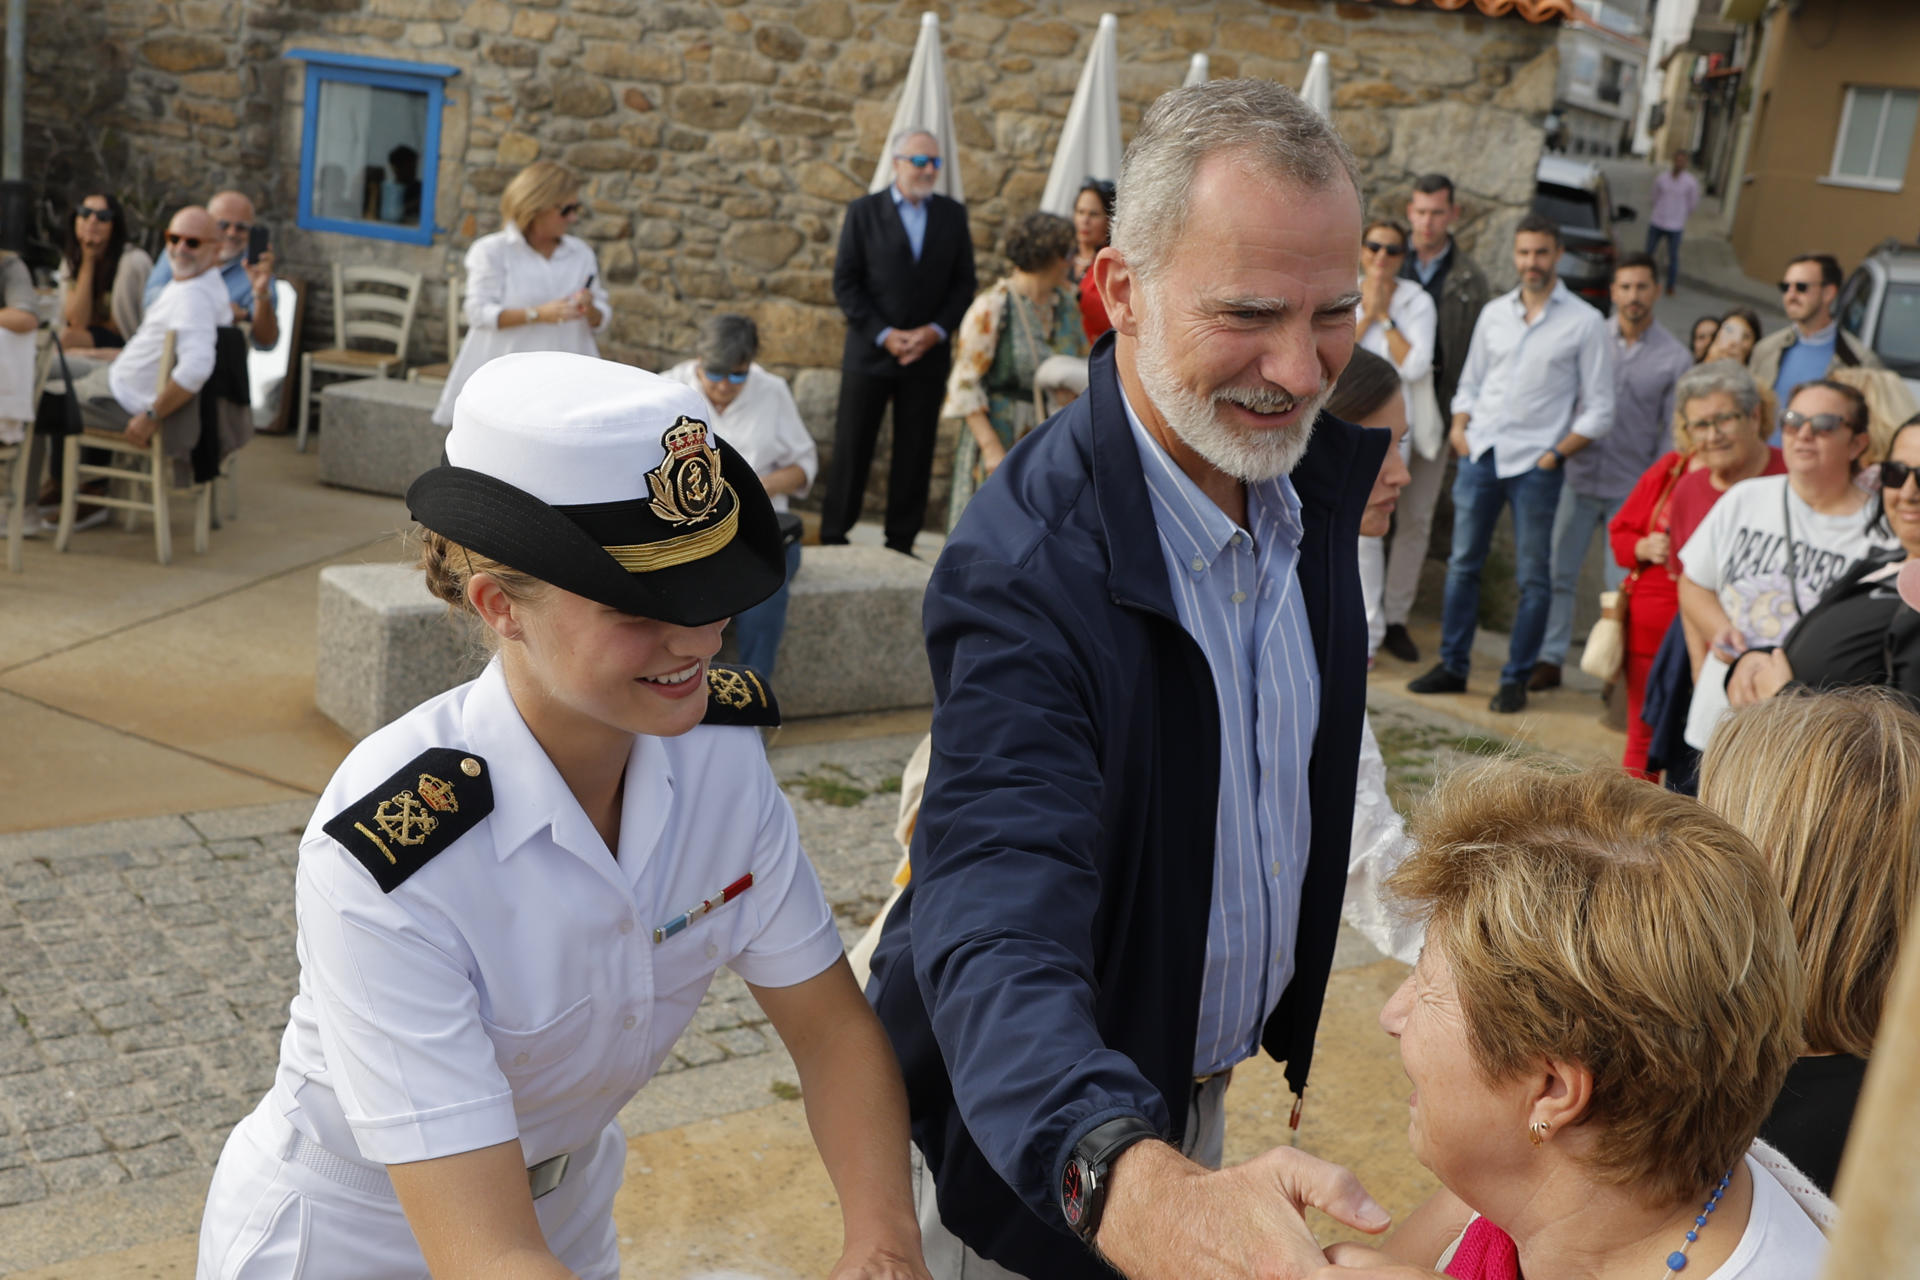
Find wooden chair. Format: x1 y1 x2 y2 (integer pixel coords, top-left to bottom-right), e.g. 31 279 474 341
54 332 214 565
405 275 465 387
295 264 422 452
2 331 57 572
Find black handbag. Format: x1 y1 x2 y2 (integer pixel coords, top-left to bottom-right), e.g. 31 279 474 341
34 331 83 439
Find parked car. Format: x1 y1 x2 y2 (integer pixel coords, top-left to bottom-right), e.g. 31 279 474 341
1533 154 1637 314
1837 241 1920 405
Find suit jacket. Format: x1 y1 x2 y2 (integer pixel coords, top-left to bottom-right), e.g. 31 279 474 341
867 337 1385 1278
833 189 977 381
1402 239 1490 422
1747 323 1881 394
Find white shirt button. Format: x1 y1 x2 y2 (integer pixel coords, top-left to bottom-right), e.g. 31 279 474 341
1231 591 1247 604
1271 860 1281 875
705 941 718 959
1231 532 1245 547
1191 555 1206 573
513 1052 529 1066
623 1015 637 1030
618 919 633 935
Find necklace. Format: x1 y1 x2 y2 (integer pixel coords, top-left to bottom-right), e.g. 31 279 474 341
1660 1168 1733 1276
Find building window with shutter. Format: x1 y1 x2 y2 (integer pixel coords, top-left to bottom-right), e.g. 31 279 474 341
287 49 460 245
1826 86 1919 192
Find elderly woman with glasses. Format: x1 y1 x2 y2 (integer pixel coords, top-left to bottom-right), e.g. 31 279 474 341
1354 217 1440 659
1329 762 1827 1280
663 314 818 679
1606 360 1783 779
55 192 153 351
1679 377 1898 751
432 161 611 427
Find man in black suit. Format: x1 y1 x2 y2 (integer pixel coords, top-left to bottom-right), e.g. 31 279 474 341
819 129 977 554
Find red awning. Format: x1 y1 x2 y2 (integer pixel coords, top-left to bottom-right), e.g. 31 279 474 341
1343 0 1575 22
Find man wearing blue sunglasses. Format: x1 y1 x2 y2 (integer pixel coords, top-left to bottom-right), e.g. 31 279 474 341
819 128 977 556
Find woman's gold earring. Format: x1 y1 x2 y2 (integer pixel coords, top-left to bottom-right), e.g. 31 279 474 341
1528 1120 1550 1146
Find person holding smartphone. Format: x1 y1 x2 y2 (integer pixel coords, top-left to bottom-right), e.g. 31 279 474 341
432 161 611 427
142 190 277 350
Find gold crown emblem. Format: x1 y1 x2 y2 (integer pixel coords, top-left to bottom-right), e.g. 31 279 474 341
417 773 459 813
662 415 710 461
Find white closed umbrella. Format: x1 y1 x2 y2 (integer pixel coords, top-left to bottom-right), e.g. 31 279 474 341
1300 50 1332 119
869 12 964 201
1183 52 1209 87
1039 13 1122 217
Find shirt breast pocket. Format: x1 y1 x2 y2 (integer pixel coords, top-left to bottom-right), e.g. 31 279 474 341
480 993 593 1084
651 903 753 999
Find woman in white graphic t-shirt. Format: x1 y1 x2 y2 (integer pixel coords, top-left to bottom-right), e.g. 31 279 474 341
1678 379 1897 749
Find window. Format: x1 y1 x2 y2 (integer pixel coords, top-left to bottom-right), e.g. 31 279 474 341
1598 57 1625 106
1874 282 1920 378
1828 86 1919 191
287 49 460 245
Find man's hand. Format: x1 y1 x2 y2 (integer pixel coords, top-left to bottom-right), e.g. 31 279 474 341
244 248 274 301
125 411 158 448
1536 449 1560 471
828 1243 933 1280
1094 1139 1389 1280
1448 422 1469 459
895 325 941 366
883 329 916 359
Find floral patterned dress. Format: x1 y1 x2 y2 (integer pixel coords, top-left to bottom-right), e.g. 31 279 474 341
940 278 1088 531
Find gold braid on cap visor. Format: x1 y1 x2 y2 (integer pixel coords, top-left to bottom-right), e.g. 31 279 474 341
601 501 739 572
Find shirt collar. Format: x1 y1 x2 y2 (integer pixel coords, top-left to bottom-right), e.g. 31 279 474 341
1415 240 1452 272
890 183 923 210
1796 320 1839 346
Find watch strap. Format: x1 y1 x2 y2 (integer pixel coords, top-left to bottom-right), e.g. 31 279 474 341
1062 1115 1161 1240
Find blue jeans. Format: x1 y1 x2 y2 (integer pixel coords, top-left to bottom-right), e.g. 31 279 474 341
1540 486 1629 665
1645 224 1682 290
734 540 802 679
1439 451 1564 686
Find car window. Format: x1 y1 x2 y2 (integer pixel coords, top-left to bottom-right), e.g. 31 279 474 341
1839 269 1871 337
1533 183 1601 231
1874 282 1920 377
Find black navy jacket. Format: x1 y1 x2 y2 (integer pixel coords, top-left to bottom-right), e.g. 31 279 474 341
868 337 1386 1278
831 188 976 381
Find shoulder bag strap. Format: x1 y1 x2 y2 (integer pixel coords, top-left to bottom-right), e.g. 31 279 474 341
1781 481 1801 619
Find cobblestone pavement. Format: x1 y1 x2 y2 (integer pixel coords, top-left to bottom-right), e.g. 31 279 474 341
0 731 925 1213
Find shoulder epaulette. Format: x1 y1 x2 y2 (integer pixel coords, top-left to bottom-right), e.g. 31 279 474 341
322 749 494 893
703 663 781 728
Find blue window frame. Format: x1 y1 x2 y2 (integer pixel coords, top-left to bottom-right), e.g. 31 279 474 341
287 49 460 246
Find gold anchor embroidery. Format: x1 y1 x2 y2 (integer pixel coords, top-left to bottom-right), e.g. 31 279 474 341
709 666 754 709
373 791 438 847
646 416 731 527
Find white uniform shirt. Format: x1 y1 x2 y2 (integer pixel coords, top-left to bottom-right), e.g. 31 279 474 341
432 227 611 425
108 267 230 415
661 359 819 513
267 659 841 1175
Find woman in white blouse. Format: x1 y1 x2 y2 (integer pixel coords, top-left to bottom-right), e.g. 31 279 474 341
432 161 612 425
1354 217 1441 659
664 314 819 679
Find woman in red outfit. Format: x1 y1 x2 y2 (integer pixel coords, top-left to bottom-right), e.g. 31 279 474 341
1609 360 1782 778
1068 178 1115 342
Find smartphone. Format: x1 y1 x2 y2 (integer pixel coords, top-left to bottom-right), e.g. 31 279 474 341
246 224 271 265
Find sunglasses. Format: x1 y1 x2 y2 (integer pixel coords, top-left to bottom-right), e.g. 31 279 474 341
215 219 251 234
1780 409 1853 435
1685 409 1748 437
897 154 942 170
1778 280 1818 294
1881 460 1920 490
557 202 582 217
1363 240 1407 256
702 368 749 385
76 207 114 222
164 233 203 249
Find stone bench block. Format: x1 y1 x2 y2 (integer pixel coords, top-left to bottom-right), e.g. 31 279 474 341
317 378 447 498
770 544 932 719
316 564 480 740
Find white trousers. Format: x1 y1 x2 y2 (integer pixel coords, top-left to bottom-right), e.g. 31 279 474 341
1382 447 1450 627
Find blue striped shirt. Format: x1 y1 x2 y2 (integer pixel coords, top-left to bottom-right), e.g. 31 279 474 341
1121 390 1321 1078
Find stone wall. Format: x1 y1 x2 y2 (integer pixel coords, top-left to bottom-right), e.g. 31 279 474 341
26 0 1556 528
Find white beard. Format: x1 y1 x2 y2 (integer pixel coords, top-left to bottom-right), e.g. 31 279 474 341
1133 302 1328 483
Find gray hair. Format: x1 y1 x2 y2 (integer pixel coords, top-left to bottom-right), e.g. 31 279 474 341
694 313 759 370
1111 78 1360 281
891 128 937 155
1675 359 1762 420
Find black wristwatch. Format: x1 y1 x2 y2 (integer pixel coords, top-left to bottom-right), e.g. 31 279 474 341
1060 1116 1161 1242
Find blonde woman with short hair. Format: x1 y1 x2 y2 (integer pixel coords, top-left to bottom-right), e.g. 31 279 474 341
1699 687 1920 1193
1333 762 1828 1278
432 160 612 426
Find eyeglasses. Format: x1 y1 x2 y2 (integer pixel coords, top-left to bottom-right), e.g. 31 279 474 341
702 367 749 385
1778 280 1817 294
1780 409 1853 435
1362 240 1407 256
897 154 942 170
1880 460 1920 490
215 219 251 234
164 233 203 249
76 207 114 222
1685 409 1749 437
557 202 582 217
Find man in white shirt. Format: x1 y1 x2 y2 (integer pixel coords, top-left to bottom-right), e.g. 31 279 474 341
1407 213 1616 713
70 206 230 454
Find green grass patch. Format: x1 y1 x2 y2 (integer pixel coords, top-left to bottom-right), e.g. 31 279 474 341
769 1080 802 1101
875 774 902 794
787 772 869 807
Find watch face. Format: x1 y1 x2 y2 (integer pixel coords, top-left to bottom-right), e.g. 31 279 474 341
1061 1160 1087 1227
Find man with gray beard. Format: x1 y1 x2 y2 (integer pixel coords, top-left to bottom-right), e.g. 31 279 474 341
867 79 1391 1280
